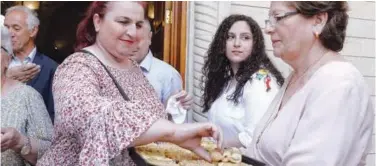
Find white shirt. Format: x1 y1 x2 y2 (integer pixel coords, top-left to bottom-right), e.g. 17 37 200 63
208 69 280 148
140 50 183 104
247 62 374 166
9 47 36 68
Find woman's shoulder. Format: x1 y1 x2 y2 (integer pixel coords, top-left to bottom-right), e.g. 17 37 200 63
251 69 270 81
18 83 42 96
250 69 279 86
10 82 43 101
60 51 97 66
245 69 280 95
309 61 371 96
314 61 366 86
55 51 103 77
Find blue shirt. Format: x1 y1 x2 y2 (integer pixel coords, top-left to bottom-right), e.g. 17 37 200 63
9 47 36 67
140 51 183 105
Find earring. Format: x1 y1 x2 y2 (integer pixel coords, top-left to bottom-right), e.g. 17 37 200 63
314 32 319 38
313 26 320 38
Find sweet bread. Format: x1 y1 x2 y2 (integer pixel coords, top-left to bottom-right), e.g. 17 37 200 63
135 140 246 166
201 137 218 151
179 160 216 166
227 148 242 163
210 151 223 162
146 158 179 166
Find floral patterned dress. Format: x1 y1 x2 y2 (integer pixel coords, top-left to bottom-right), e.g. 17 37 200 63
37 52 166 166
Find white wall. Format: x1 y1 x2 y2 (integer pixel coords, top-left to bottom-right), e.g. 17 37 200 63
186 1 375 165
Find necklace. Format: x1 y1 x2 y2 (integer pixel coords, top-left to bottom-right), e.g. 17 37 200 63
255 51 330 146
287 51 328 90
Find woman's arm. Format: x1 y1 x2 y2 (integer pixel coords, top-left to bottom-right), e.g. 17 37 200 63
22 88 54 165
131 119 223 161
129 119 175 147
11 133 42 165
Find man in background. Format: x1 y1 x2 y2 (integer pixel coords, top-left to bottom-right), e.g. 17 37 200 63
4 6 58 122
131 18 193 111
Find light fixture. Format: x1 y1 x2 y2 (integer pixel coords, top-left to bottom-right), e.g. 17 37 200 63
148 3 155 19
23 1 40 10
54 40 65 50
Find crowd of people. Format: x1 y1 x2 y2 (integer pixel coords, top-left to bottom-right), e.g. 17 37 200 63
0 1 374 166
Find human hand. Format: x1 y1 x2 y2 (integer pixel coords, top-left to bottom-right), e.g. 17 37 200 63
1 127 25 152
175 90 193 110
7 63 40 83
169 123 223 162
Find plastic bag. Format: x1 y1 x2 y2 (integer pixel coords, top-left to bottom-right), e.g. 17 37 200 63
165 91 187 124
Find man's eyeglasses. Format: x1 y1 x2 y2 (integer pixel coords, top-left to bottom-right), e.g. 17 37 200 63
265 11 299 29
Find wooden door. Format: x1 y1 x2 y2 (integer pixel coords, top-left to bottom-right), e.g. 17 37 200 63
163 1 187 88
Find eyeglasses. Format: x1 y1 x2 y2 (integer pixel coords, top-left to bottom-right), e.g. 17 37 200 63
265 11 299 29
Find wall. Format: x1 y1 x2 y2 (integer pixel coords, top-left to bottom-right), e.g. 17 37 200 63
186 1 375 165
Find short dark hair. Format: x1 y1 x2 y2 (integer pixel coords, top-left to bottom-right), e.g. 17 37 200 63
289 1 349 52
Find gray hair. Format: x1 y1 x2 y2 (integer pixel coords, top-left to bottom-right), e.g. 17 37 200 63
6 6 40 31
1 27 13 56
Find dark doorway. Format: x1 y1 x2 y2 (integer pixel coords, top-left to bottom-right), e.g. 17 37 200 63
41 2 91 64
148 1 165 60
2 1 168 64
1 1 90 64
2 2 181 65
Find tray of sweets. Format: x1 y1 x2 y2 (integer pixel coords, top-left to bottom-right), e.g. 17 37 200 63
129 138 265 166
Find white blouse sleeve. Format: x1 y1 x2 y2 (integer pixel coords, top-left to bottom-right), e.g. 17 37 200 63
238 75 280 148
281 80 374 166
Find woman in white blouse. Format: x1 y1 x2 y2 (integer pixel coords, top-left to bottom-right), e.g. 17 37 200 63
201 14 285 149
246 2 374 166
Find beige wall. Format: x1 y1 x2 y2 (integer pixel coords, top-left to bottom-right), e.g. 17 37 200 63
186 1 375 165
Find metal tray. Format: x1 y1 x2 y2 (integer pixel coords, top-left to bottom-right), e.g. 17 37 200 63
128 147 266 166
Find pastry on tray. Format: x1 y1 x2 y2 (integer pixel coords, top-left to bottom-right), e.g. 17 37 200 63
179 160 216 166
135 138 249 166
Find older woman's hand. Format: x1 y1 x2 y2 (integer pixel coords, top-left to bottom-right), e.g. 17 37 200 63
169 123 223 161
1 127 26 152
6 63 40 83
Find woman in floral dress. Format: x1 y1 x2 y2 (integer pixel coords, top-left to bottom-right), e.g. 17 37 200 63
37 2 222 166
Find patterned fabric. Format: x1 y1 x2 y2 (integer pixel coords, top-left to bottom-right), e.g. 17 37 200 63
254 69 272 92
37 52 166 166
1 83 53 166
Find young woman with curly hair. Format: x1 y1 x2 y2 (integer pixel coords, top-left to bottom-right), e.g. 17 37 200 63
201 14 284 149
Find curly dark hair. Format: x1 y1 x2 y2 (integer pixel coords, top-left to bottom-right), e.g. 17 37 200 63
201 14 285 113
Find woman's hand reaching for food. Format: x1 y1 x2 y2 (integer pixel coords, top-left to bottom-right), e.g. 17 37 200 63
167 122 223 161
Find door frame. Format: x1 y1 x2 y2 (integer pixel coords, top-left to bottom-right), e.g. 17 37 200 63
163 1 187 88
